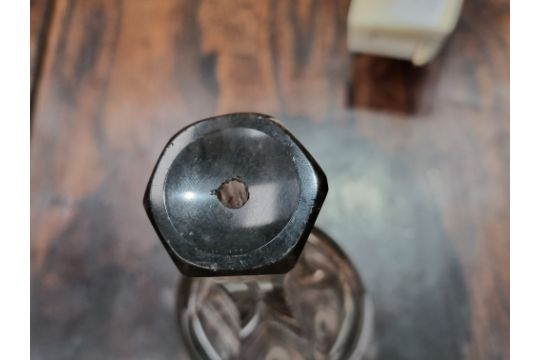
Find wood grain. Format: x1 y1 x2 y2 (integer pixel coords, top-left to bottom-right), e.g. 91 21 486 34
31 0 509 359
31 0 55 98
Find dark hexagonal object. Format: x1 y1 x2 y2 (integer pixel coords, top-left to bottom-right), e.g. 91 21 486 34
144 113 327 276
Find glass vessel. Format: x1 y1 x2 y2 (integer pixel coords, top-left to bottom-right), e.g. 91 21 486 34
177 229 374 360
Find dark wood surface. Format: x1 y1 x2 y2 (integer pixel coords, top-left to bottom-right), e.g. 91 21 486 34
31 0 54 98
31 0 509 359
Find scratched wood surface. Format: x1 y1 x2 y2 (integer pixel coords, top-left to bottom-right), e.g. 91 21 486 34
30 0 509 359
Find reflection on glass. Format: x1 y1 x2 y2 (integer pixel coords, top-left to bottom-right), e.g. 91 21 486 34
183 191 196 201
177 229 375 359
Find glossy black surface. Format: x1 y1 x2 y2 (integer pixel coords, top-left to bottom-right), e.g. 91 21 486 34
144 113 327 276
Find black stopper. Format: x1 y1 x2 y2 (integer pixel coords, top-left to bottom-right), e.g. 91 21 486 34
144 113 327 276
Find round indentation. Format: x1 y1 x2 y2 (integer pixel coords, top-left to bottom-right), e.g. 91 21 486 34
213 178 249 209
164 127 301 255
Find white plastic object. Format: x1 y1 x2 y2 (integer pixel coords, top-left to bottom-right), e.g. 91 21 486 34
347 0 463 66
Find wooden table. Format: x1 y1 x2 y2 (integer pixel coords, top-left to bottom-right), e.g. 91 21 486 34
31 0 509 359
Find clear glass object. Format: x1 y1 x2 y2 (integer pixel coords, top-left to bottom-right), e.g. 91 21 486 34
177 229 374 359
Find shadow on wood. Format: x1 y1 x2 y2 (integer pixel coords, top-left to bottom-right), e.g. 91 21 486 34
347 55 430 115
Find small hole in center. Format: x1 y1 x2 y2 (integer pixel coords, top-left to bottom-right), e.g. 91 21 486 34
212 178 249 209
